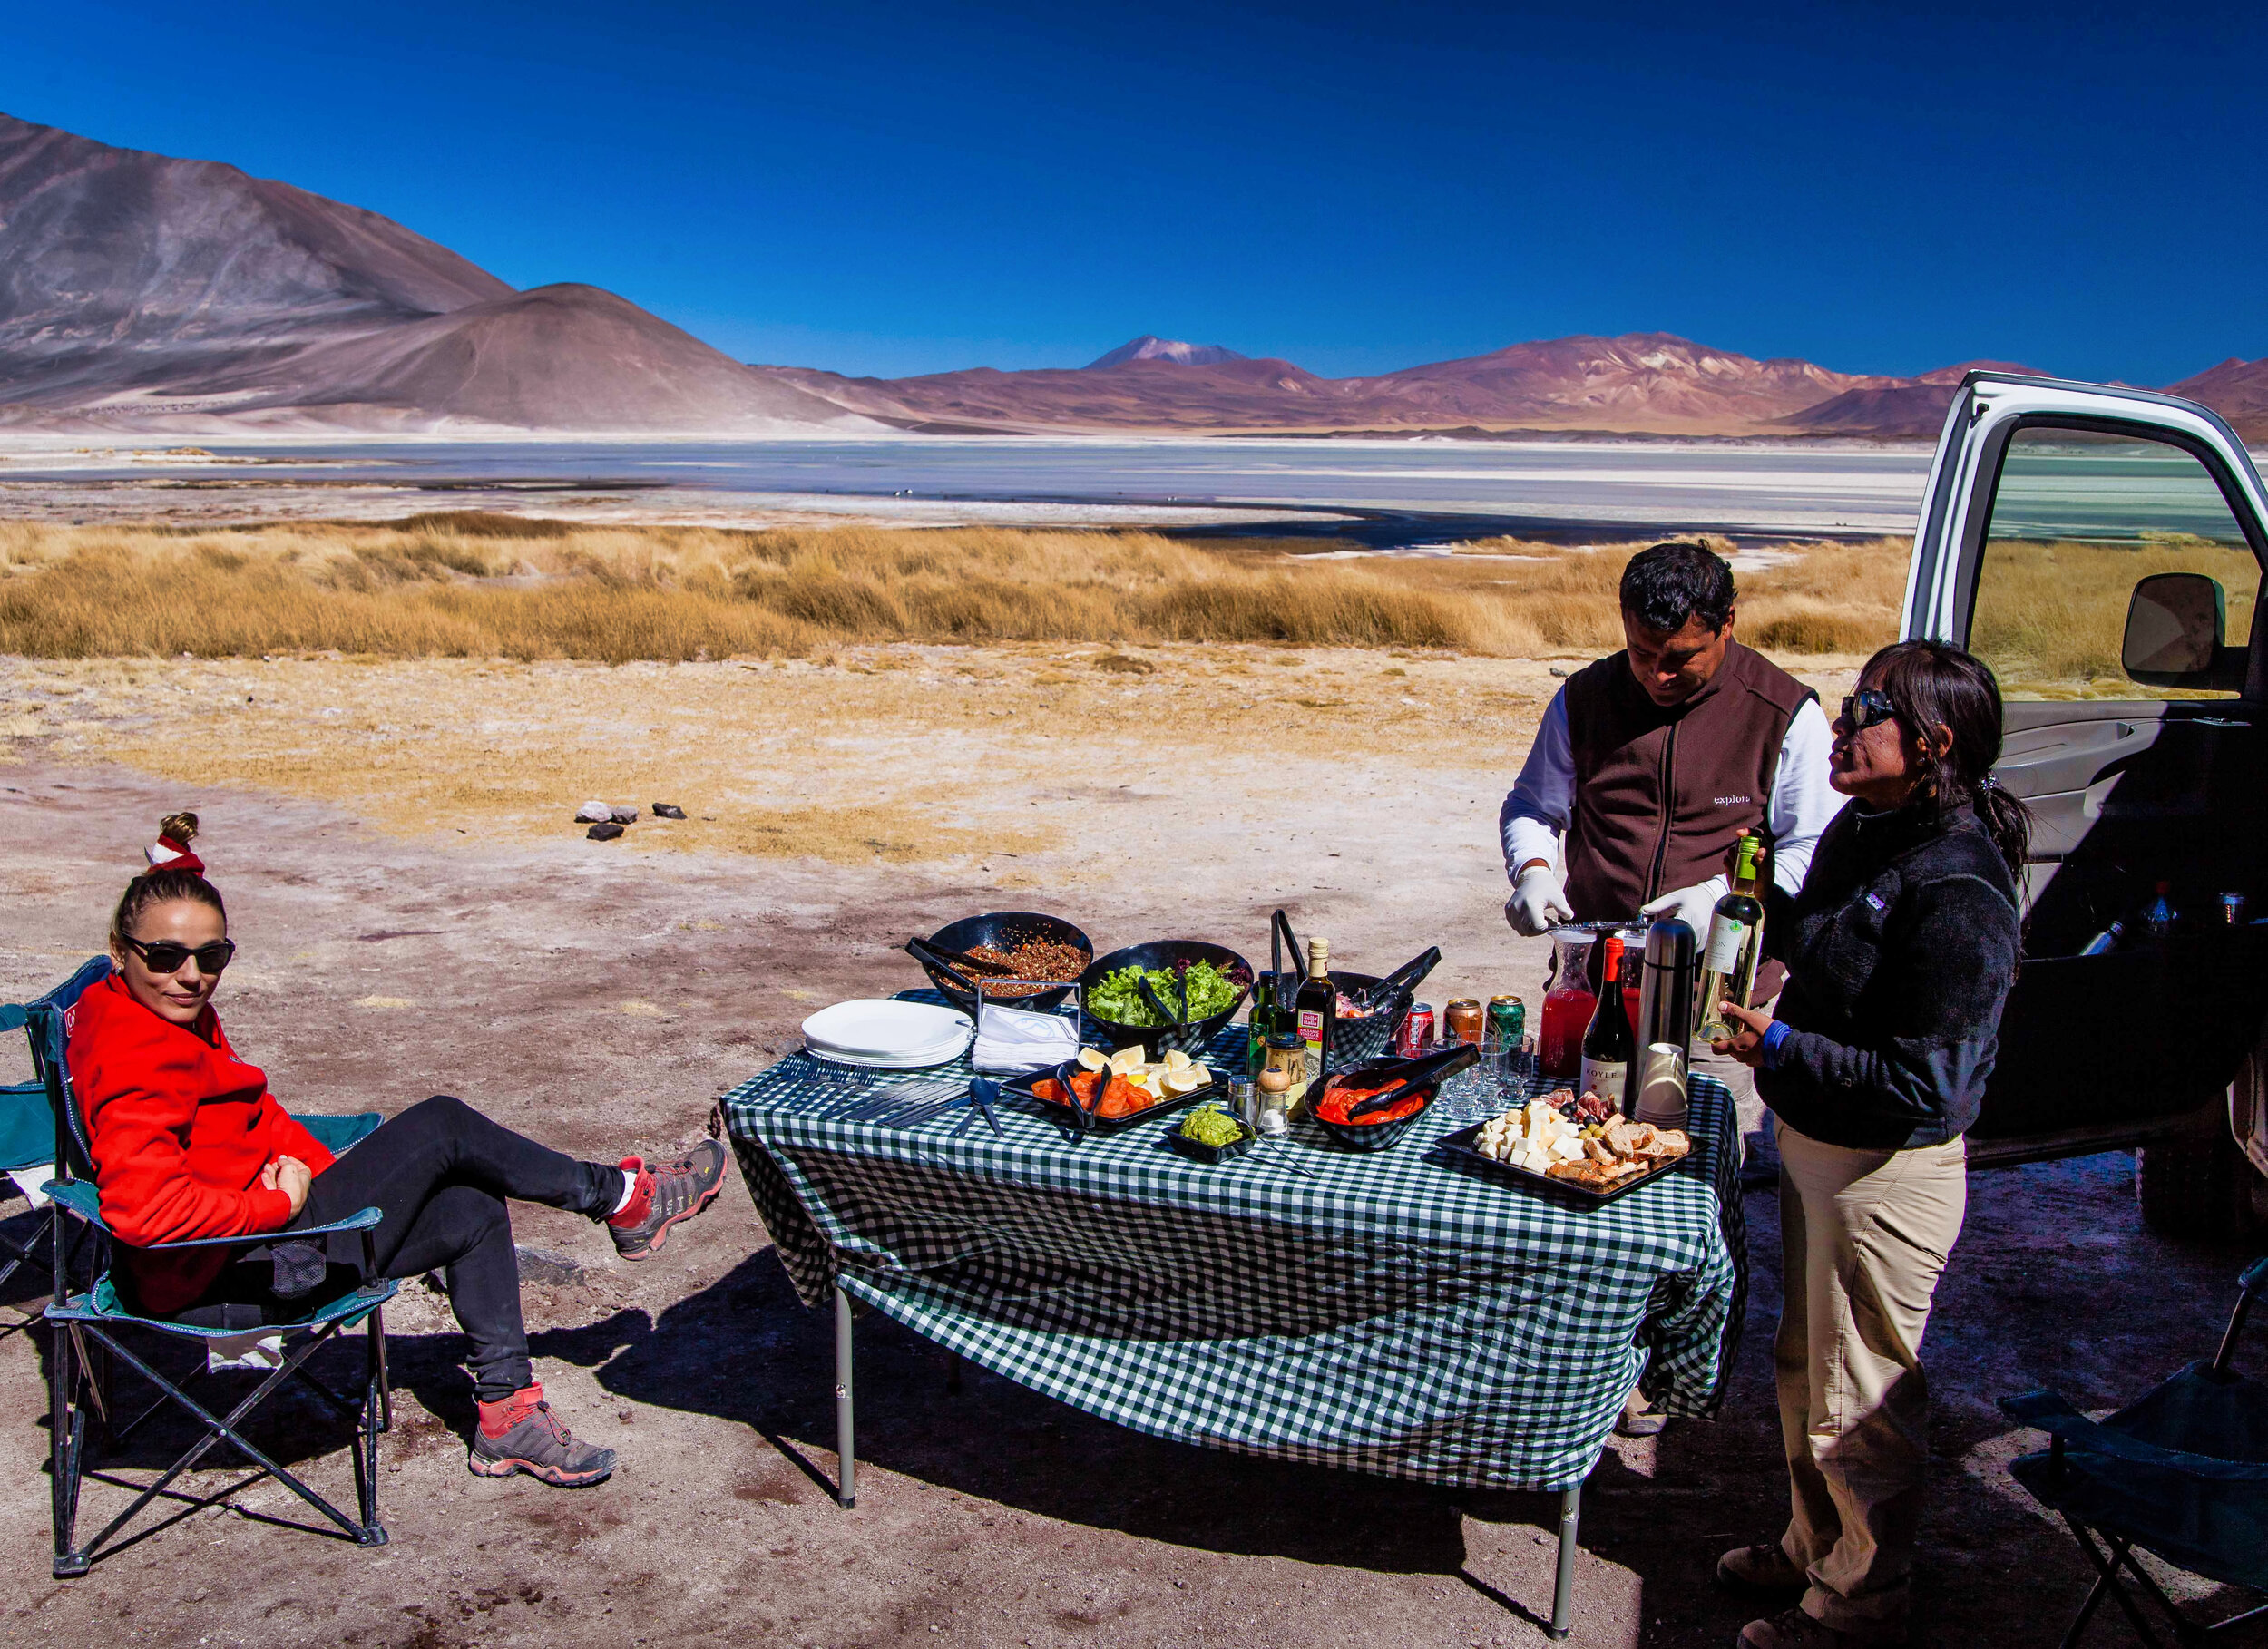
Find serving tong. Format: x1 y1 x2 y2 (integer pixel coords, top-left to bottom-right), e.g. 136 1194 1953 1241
1355 945 1442 1014
1339 1041 1480 1119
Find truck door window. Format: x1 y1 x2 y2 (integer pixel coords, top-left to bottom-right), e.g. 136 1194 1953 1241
1970 426 2259 700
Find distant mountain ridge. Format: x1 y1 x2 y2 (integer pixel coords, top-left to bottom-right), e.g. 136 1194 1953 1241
784 332 1919 436
0 112 868 433
6 112 2266 439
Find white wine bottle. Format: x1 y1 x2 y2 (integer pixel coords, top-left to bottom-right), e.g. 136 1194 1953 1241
1696 833 1766 1042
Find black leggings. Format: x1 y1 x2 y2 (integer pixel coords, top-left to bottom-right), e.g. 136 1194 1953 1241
277 1095 622 1400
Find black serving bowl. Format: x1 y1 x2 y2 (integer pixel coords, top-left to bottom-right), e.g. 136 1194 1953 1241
914 911 1092 1015
1251 970 1413 1064
1166 1107 1257 1164
1078 940 1255 1058
1310 1055 1445 1153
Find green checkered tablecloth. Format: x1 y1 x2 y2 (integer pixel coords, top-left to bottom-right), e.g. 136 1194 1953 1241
722 1010 1745 1491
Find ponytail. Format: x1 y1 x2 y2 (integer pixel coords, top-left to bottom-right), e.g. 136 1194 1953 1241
1971 777 2033 885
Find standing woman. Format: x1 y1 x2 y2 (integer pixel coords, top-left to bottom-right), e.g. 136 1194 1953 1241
1707 641 2030 1648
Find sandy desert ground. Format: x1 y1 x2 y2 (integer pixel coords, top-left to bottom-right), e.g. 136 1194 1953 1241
0 631 2262 1649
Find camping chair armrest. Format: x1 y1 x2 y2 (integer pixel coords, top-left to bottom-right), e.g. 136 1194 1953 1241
2242 1255 2268 1299
0 1004 25 1033
40 1180 382 1247
1999 1390 2268 1479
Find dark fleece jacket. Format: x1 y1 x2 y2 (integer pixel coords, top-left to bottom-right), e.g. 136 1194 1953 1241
1757 799 2021 1151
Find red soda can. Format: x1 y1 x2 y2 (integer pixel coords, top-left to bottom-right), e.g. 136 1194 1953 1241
1396 1002 1436 1059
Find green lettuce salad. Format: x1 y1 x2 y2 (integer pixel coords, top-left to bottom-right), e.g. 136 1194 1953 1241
1089 960 1239 1027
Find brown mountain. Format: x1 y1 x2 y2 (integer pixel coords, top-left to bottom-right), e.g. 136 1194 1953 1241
766 332 1904 436
2164 358 2268 441
1774 360 2049 438
0 113 865 433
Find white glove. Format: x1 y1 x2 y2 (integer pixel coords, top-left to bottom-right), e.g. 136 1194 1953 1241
1641 879 1727 941
1505 865 1576 937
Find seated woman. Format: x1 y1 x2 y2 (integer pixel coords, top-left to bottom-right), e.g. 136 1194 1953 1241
1707 642 2030 1648
64 814 728 1488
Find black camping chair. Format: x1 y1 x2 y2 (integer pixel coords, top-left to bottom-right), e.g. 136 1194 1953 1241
13 957 396 1577
1999 1255 2268 1648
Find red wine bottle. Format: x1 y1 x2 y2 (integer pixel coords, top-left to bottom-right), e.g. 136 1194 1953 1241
1579 935 1635 1107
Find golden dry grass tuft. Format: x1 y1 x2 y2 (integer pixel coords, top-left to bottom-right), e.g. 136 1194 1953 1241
0 517 1915 665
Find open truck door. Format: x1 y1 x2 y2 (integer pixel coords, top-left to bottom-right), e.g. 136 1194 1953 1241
1904 374 2268 1228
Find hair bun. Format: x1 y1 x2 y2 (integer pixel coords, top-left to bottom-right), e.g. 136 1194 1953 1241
145 812 207 876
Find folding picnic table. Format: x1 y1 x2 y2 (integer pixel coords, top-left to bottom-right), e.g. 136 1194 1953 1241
721 1002 1745 1638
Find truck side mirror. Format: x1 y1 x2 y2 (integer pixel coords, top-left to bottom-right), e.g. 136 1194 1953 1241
2122 572 2233 687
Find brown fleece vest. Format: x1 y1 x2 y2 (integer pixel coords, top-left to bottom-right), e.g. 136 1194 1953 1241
1561 640 1814 1000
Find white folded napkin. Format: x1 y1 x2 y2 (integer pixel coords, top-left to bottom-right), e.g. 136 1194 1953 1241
971 1003 1082 1075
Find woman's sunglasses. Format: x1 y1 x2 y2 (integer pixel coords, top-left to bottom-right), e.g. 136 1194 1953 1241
1838 688 1898 733
122 935 237 975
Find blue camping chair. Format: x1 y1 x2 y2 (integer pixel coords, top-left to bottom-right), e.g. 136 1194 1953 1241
2000 1255 2268 1648
0 958 114 1318
5 958 396 1576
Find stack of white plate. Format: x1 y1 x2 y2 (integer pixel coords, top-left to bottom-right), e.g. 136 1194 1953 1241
801 1000 974 1068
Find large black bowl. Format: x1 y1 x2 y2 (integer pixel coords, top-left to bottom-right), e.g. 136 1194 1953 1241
1310 1054 1445 1153
1252 971 1413 1064
1079 940 1255 1057
915 911 1092 1015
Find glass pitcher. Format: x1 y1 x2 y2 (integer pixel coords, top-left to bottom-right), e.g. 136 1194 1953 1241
1537 927 1597 1080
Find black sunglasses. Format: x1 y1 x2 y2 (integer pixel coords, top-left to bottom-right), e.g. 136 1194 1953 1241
122 935 237 975
1838 688 1898 733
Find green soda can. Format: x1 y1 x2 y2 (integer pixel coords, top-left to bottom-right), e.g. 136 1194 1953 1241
1487 995 1526 1047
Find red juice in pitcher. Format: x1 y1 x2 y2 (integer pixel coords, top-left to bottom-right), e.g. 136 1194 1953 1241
1539 978 1596 1078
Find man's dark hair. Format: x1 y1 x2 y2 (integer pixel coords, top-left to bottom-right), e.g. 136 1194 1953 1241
1619 541 1737 634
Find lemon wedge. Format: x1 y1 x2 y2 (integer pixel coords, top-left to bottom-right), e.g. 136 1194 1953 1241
1076 1047 1109 1072
1162 1068 1207 1096
1163 1049 1193 1071
1108 1046 1147 1077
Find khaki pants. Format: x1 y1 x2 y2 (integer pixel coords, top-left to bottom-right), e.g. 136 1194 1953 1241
1689 1040 1765 1161
1774 1120 1967 1638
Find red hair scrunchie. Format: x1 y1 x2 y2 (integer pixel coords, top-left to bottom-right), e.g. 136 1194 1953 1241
144 834 207 876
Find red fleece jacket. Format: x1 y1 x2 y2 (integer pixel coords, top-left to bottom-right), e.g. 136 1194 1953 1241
64 973 336 1314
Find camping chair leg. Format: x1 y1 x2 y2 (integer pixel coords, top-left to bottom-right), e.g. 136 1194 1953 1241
2062 1573 2111 1649
64 1324 112 1443
373 1306 392 1433
49 1315 88 1577
353 1309 387 1545
2067 1520 2172 1649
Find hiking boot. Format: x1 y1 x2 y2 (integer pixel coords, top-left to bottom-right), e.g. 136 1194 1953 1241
1736 1609 1849 1649
1717 1543 1808 1600
607 1137 728 1261
1617 1389 1667 1437
468 1385 615 1487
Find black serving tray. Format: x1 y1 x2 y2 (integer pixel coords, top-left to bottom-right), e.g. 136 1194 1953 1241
1432 1120 1689 1205
1165 1108 1257 1163
1002 1059 1225 1135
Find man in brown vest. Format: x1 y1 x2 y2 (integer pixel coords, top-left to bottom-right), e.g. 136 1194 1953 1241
1502 541 1840 1433
1501 540 1842 1121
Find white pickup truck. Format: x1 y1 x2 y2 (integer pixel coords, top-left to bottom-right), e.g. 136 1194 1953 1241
1904 373 2266 1235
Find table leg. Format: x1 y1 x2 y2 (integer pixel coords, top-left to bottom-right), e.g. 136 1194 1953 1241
833 1283 855 1509
1549 1483 1581 1638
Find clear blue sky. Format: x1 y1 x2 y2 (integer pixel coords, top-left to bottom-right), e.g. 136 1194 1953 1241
10 0 2262 383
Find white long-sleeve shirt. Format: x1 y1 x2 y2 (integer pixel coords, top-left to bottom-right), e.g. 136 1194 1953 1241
1500 689 1844 901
